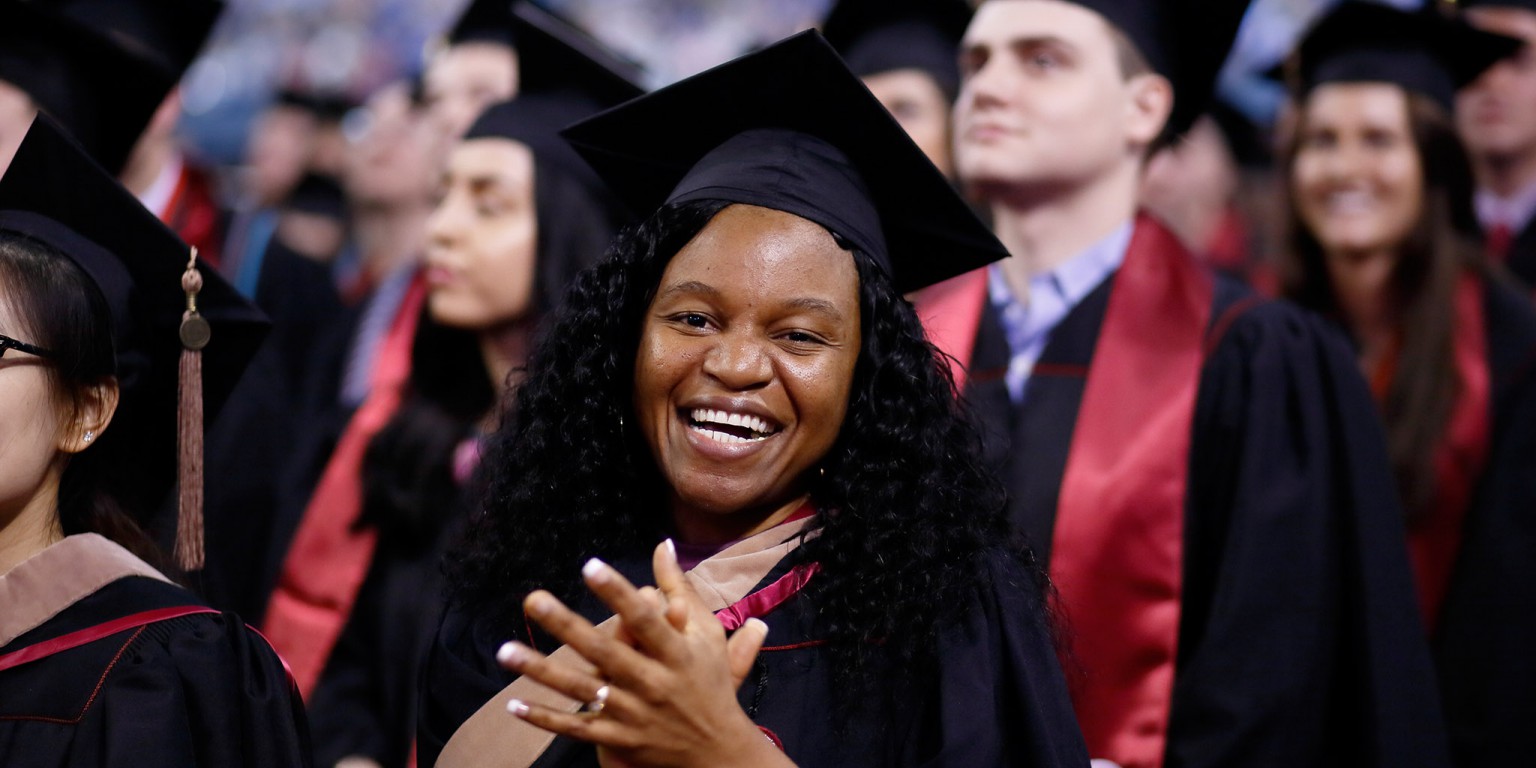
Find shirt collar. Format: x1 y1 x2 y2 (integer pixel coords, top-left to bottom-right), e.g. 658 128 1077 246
988 219 1132 307
1475 179 1536 231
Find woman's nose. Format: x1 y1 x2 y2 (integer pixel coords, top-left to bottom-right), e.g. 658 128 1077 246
701 334 772 390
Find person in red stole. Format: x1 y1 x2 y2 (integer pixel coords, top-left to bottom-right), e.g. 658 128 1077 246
929 1 1453 766
1276 4 1536 765
123 89 229 271
0 115 309 767
1456 0 1536 290
417 30 1087 768
270 11 644 766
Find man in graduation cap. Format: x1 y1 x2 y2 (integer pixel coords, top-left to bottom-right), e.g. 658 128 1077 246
0 114 310 766
1456 0 1536 290
937 2 1451 766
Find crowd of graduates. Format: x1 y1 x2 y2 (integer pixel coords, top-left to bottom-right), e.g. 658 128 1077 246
1 0 1535 767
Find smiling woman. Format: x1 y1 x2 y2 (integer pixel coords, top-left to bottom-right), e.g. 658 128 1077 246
419 31 1087 768
1278 4 1536 763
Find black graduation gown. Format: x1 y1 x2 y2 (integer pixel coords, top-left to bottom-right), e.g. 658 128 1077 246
0 575 312 767
1496 217 1536 290
1432 277 1536 766
309 514 462 768
416 548 1089 768
965 245 1449 766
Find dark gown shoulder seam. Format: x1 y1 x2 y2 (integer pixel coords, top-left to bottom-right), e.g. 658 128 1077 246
1203 294 1268 356
0 625 145 725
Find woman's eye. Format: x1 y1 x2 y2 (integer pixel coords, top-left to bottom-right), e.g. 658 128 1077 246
782 330 824 345
674 312 709 328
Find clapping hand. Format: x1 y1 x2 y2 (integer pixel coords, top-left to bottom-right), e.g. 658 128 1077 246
495 540 795 768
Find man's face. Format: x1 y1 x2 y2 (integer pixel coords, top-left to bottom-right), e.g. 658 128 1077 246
953 0 1151 200
1457 7 1536 173
0 79 39 177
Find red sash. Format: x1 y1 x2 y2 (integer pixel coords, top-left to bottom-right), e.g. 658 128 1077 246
912 270 990 391
1051 216 1212 768
1406 273 1490 630
262 272 427 697
0 606 219 674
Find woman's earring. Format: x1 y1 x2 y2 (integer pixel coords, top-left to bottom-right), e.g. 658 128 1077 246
83 430 94 443
818 466 825 478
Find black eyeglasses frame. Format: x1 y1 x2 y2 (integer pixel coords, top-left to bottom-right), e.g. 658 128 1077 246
0 333 56 360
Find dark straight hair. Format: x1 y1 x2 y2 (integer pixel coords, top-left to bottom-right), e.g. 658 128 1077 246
0 229 170 569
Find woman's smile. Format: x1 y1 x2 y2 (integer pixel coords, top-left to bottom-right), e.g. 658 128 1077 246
633 204 861 540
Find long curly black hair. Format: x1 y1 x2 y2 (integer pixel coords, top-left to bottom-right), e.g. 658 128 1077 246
449 198 1045 699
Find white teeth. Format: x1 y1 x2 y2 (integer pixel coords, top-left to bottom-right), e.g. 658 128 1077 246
687 407 778 441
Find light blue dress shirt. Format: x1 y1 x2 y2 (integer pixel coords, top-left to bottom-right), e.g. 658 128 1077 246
987 220 1132 404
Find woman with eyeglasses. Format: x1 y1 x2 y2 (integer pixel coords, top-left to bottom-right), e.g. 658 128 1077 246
0 116 310 767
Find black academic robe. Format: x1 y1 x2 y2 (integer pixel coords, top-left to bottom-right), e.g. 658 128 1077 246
1432 277 1536 767
965 222 1449 767
309 512 462 768
0 575 312 767
416 547 1089 768
1496 217 1536 291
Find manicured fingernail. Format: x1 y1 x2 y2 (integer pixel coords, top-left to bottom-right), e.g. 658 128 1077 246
526 593 553 616
582 557 610 584
496 641 524 666
747 618 769 637
664 538 677 563
507 698 529 716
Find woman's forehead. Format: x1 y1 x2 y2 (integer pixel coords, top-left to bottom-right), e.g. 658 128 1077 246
659 205 859 301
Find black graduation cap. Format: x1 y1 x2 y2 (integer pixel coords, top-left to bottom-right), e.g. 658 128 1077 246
281 172 349 221
0 114 268 567
562 30 1009 294
54 0 224 81
1281 1 1522 111
447 0 518 47
463 3 645 190
0 0 222 174
1066 0 1253 139
273 88 359 123
821 0 972 100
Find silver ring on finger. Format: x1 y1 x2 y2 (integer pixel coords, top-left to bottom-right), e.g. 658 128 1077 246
585 684 611 714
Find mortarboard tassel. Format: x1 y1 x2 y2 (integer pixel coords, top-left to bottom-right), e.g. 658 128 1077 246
176 249 211 571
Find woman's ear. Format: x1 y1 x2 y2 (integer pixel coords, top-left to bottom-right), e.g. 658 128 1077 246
58 378 119 454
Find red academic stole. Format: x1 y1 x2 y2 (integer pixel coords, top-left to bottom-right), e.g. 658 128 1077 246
913 269 990 391
1052 216 1211 768
1405 273 1490 630
262 272 427 697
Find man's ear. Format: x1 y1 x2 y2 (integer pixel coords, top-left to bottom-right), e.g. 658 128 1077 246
58 378 119 454
1125 72 1174 149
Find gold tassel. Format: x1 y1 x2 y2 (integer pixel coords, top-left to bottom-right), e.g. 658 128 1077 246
176 248 211 571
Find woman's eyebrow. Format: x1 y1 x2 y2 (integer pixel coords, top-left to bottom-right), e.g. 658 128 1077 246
657 280 721 300
782 296 845 321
